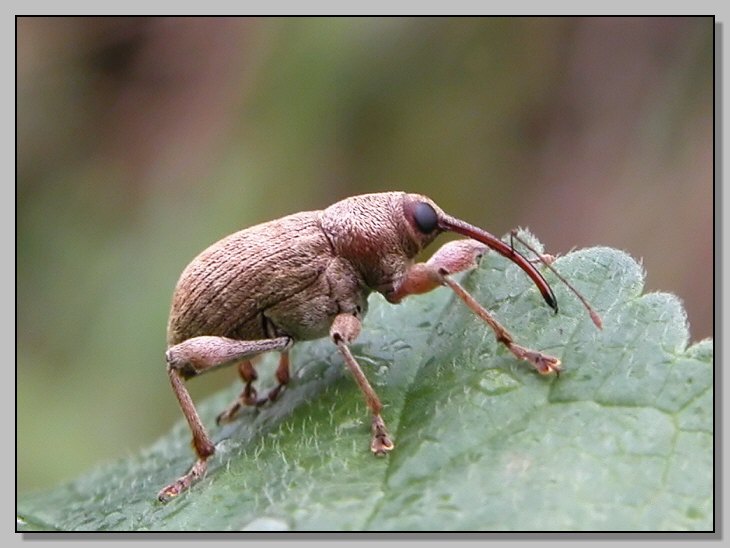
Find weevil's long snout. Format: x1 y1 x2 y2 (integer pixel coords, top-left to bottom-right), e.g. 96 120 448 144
438 214 558 312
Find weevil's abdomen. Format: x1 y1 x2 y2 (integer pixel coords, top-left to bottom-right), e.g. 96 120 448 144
167 210 369 347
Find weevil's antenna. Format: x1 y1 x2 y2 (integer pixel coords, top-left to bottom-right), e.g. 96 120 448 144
510 230 603 330
439 214 558 312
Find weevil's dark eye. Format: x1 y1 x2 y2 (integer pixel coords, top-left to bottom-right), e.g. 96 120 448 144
413 202 439 233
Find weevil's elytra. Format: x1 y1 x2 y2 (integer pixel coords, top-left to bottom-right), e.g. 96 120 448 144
157 191 568 502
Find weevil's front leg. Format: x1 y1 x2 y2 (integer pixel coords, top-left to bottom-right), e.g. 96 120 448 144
387 239 561 375
442 276 561 375
331 313 394 455
159 335 291 502
387 239 488 303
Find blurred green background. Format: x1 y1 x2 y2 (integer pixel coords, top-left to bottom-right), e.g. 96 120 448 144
17 17 713 494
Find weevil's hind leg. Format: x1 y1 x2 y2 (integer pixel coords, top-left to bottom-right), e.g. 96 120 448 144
387 239 561 375
158 335 291 503
331 313 394 455
158 365 216 503
216 350 291 425
215 359 258 425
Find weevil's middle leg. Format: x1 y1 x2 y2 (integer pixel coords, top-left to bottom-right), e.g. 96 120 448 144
331 313 394 455
387 238 561 375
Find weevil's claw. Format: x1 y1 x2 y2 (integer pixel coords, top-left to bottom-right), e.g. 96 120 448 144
371 435 394 456
157 483 182 503
531 353 562 376
370 415 394 456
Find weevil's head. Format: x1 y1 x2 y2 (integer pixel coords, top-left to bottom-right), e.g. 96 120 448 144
319 192 442 292
404 192 557 311
320 191 557 310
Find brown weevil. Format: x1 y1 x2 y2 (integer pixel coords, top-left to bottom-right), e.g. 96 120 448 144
158 191 596 502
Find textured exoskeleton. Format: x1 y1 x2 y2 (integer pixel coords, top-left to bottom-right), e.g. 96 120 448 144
158 191 562 502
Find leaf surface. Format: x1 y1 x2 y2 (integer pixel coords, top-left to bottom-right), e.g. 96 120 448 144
17 244 713 531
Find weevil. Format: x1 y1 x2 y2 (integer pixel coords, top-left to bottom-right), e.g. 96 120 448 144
158 191 591 502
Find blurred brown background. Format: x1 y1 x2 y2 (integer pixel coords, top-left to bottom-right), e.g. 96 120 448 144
17 17 713 493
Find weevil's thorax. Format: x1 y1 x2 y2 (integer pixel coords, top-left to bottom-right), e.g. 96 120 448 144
319 192 442 294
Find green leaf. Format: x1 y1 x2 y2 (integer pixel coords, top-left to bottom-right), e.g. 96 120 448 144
17 243 713 531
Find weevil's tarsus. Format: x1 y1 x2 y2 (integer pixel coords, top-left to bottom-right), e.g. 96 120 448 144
510 230 603 330
157 456 208 503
